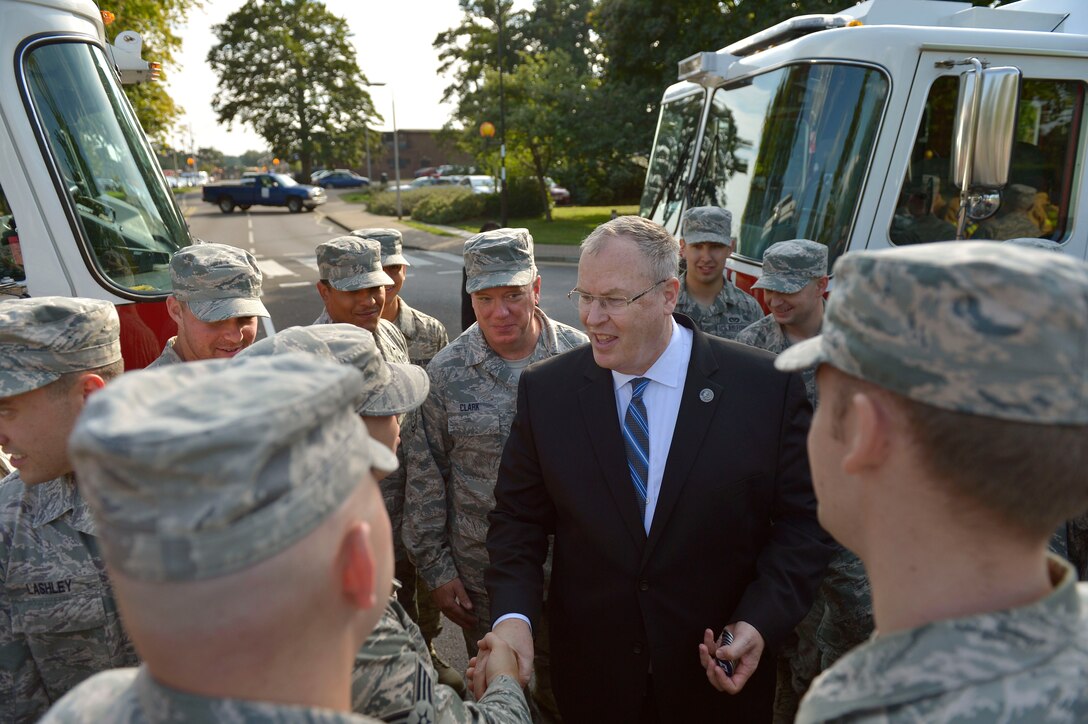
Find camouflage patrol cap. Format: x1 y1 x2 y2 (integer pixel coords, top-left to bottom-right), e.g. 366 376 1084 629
0 297 121 398
170 243 269 322
752 239 829 294
1005 237 1060 252
464 228 537 293
681 206 733 245
352 228 410 268
776 242 1088 425
239 324 429 416
68 354 398 583
317 236 395 291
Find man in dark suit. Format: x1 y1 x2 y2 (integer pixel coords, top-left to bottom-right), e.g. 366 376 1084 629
479 216 832 722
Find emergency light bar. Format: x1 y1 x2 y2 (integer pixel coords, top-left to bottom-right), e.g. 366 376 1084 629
725 14 852 57
677 52 732 85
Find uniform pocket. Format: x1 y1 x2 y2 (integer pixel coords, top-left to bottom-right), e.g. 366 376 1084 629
10 582 115 700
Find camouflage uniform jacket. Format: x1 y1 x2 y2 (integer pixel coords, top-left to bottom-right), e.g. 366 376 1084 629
391 299 449 367
674 273 763 340
404 309 587 592
40 665 385 723
314 309 414 561
1064 513 1088 581
145 338 183 369
0 472 137 722
736 314 817 405
796 557 1088 724
352 596 530 723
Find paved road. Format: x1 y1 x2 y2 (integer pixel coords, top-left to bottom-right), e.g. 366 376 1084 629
181 193 580 681
181 194 580 335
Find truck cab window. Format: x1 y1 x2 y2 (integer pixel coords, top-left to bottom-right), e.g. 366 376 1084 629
0 184 26 296
21 41 189 294
892 76 1084 245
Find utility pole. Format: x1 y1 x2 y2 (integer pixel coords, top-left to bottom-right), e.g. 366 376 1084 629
392 94 402 220
497 3 508 226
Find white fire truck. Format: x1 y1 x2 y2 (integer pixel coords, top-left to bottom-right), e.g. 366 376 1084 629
640 0 1087 291
0 0 191 367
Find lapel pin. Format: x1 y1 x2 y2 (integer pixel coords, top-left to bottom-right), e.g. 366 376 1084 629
699 388 714 403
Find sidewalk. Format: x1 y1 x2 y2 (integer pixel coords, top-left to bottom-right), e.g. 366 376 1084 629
319 193 581 264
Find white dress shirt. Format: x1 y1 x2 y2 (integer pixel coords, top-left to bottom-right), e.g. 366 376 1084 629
611 318 692 533
494 319 693 632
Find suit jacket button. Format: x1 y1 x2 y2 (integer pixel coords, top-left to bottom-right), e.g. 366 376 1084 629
639 580 649 591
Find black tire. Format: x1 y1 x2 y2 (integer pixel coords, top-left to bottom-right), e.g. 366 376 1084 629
239 204 251 211
286 197 303 214
218 197 235 214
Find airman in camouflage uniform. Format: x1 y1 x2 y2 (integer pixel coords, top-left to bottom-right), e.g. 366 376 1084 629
149 242 269 367
734 240 865 723
776 242 1088 723
0 297 137 722
239 327 526 721
405 229 586 720
310 236 451 688
329 232 455 686
974 183 1043 241
673 207 763 339
354 584 531 724
737 239 830 404
44 354 531 722
358 228 449 367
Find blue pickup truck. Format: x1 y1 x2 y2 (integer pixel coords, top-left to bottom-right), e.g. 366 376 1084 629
202 173 326 214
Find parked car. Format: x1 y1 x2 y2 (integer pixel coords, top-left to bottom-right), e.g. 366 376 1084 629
459 175 496 195
319 170 369 189
545 177 571 205
311 169 333 182
398 176 455 192
202 173 325 213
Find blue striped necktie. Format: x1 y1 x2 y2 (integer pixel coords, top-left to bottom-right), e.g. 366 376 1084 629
623 377 651 520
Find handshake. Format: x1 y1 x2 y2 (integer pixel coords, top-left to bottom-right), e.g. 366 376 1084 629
465 632 525 699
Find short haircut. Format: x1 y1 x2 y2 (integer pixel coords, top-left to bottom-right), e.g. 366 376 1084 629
49 360 125 395
831 372 1088 539
581 216 679 283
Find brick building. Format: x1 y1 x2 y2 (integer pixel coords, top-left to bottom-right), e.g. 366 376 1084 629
370 129 473 180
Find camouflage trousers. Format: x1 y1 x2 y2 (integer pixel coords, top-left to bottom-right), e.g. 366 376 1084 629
395 557 442 645
464 585 562 724
773 547 873 723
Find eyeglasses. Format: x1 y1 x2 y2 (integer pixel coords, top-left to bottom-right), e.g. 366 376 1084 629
567 279 668 313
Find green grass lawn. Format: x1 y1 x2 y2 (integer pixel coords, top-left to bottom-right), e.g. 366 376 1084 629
451 205 640 245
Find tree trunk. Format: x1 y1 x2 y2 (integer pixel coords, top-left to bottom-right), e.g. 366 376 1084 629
529 144 553 222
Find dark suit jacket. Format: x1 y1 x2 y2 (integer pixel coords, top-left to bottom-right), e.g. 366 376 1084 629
486 314 832 723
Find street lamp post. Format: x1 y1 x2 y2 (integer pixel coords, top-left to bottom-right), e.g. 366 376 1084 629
363 81 401 220
496 4 508 226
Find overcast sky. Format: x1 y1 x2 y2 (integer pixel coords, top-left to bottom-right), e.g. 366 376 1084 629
166 1 529 156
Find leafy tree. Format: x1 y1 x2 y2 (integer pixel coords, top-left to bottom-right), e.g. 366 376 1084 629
207 0 379 178
98 0 200 143
434 0 529 104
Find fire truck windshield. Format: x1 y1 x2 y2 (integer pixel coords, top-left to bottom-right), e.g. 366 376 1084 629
20 39 189 295
647 62 888 265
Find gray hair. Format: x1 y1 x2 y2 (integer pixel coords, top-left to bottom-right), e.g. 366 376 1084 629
581 216 679 282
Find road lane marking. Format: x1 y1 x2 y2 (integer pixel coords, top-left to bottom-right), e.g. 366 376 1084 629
401 253 434 267
295 258 319 272
436 270 461 275
248 217 256 254
422 251 465 266
279 281 314 288
255 259 296 278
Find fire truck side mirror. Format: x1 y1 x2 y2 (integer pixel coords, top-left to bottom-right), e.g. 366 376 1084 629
951 65 1021 190
109 31 159 85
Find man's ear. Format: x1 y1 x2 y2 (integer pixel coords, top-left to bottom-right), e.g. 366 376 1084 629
166 296 184 326
340 521 377 610
316 281 331 306
842 390 890 476
78 373 107 403
662 277 681 315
